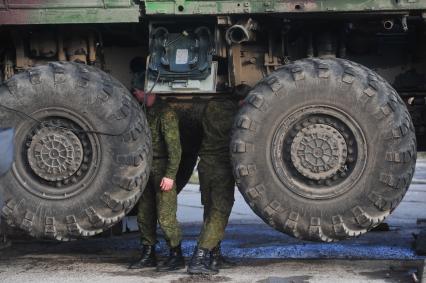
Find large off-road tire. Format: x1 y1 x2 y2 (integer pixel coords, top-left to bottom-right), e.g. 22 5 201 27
231 58 416 242
0 62 152 240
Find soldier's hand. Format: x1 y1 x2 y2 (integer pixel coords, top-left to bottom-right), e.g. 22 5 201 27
160 177 174 191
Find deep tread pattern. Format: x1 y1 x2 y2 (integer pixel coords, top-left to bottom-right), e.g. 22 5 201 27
112 97 132 121
236 116 257 131
284 212 300 238
379 170 414 190
66 215 81 236
291 66 305 81
368 192 403 212
248 93 267 111
342 68 356 84
51 62 66 84
66 215 100 237
116 145 149 166
263 200 282 219
1 199 18 227
122 114 148 143
0 62 152 240
231 140 254 153
45 217 57 238
100 192 140 213
231 58 416 242
112 171 147 191
20 210 34 233
28 69 41 85
352 206 373 228
385 142 416 163
234 164 256 179
374 103 393 120
264 76 283 93
309 218 334 242
246 185 265 201
332 215 366 237
317 62 330 78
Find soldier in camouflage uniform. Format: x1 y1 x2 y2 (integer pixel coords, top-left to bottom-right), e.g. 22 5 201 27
129 58 185 271
188 98 239 275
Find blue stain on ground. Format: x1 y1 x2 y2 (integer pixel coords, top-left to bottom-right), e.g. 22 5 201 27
150 223 424 261
118 174 426 262
6 222 422 262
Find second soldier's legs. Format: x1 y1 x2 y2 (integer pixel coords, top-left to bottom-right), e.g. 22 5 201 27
199 167 212 223
188 167 235 275
198 170 235 250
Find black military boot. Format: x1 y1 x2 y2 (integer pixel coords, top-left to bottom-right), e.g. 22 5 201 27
187 247 218 275
210 243 236 272
157 244 185 272
129 245 157 269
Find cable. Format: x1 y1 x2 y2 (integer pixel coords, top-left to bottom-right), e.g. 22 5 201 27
146 70 161 96
0 102 134 137
142 68 160 113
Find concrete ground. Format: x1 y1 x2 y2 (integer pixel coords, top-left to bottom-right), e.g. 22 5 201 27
2 161 426 283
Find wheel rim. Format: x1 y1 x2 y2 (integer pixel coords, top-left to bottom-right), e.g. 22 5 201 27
290 123 348 181
28 127 84 182
13 108 101 200
271 105 367 200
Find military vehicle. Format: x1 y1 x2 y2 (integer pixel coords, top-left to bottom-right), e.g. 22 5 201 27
0 1 422 242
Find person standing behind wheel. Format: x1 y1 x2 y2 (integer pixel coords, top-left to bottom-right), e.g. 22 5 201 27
188 94 244 275
129 58 185 272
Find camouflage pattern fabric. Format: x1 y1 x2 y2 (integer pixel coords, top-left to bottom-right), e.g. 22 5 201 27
137 99 182 248
137 159 182 248
198 99 238 168
197 99 238 250
147 99 182 179
198 162 235 250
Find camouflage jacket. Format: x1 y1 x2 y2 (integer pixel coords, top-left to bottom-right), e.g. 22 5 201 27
198 99 238 168
146 99 182 179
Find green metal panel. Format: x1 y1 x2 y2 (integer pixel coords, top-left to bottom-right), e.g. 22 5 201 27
145 0 426 15
0 0 140 25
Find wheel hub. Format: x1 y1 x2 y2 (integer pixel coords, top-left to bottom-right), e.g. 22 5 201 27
27 127 83 182
290 124 347 181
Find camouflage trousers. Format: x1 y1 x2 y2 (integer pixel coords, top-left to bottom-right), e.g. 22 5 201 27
197 159 235 250
137 159 182 248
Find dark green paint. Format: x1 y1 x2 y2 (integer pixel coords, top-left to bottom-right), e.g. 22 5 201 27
0 0 139 25
145 0 426 15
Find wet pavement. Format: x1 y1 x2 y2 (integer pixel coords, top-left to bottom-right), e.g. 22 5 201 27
1 160 426 282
